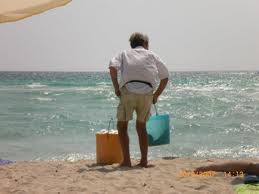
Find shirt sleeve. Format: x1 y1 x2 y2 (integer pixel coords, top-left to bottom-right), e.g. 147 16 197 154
109 52 122 71
153 54 169 80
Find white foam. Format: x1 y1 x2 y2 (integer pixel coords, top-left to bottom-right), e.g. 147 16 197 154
193 148 237 158
39 153 96 162
193 146 259 158
1 86 111 93
96 82 111 86
217 97 233 103
174 85 234 92
159 95 172 100
96 129 118 134
31 97 55 102
26 83 47 88
54 93 64 96
74 87 110 92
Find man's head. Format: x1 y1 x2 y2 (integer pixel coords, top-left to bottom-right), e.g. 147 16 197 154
129 32 149 49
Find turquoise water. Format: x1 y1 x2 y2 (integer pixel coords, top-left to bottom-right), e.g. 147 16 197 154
0 71 258 161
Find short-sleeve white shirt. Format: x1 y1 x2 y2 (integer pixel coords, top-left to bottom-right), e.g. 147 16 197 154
109 46 169 94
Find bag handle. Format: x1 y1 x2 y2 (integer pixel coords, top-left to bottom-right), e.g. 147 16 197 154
154 104 158 116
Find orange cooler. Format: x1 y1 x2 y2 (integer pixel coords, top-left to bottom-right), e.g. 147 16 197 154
96 130 123 165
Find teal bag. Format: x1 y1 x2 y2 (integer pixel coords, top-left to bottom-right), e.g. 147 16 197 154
146 104 170 146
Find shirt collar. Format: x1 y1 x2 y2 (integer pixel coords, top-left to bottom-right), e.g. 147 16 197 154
134 46 145 49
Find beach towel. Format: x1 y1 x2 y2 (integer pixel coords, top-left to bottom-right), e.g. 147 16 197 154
0 159 14 165
244 175 259 184
235 176 259 194
234 183 259 194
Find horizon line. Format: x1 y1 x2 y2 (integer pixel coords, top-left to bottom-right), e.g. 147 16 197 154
0 70 258 73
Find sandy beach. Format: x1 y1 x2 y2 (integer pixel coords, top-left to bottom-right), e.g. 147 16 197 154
1 158 257 194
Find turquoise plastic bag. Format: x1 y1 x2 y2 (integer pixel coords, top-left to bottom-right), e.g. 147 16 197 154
146 105 170 146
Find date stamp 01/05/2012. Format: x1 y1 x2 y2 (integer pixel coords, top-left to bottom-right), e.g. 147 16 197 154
178 170 244 177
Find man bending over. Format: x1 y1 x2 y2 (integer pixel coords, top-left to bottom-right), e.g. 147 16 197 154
109 32 169 167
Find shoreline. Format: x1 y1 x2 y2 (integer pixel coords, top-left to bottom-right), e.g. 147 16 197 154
1 158 258 194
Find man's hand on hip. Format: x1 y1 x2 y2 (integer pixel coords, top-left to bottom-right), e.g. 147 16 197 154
115 88 121 97
109 67 121 97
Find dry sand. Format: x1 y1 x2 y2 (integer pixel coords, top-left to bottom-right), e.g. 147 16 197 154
1 158 256 194
0 0 71 23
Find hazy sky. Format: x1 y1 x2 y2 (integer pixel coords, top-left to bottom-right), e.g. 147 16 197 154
0 0 259 71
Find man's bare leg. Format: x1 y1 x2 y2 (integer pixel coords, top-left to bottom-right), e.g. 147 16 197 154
136 121 148 167
117 121 131 167
195 161 259 175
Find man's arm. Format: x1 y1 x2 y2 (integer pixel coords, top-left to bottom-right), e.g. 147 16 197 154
194 161 259 175
153 78 168 104
109 67 121 97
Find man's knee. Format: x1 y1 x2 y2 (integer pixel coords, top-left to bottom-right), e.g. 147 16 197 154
136 121 147 133
117 121 128 131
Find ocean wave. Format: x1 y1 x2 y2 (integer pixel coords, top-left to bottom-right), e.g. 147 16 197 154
26 83 48 88
233 104 257 113
74 87 111 92
35 153 96 162
174 85 234 92
159 95 173 100
228 72 251 75
182 113 201 120
96 82 112 86
30 97 55 102
53 93 64 96
0 86 112 93
240 123 259 133
193 146 259 158
217 97 233 103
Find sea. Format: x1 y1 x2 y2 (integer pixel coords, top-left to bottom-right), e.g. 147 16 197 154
0 71 258 162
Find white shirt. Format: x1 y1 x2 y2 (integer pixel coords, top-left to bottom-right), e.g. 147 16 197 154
109 46 169 94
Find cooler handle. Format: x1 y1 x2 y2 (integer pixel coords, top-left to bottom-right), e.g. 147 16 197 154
107 117 115 133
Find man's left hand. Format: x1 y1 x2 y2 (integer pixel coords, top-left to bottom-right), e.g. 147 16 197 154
153 94 159 104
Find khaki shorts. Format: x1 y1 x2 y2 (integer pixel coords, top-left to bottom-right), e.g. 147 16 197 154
117 87 153 123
